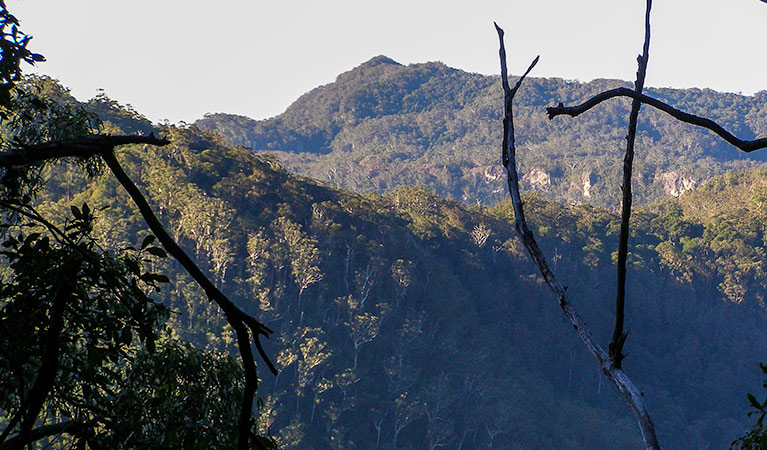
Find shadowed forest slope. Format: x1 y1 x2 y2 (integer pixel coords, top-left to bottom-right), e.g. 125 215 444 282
21 82 767 448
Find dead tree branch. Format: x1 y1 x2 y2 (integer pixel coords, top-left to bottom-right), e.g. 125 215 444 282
611 0 652 368
494 23 660 450
0 134 170 167
546 89 767 152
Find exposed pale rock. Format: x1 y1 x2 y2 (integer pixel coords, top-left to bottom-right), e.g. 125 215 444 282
581 171 595 198
469 165 504 182
658 171 696 197
522 167 551 190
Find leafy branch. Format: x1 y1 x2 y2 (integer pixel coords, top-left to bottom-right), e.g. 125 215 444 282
0 133 277 450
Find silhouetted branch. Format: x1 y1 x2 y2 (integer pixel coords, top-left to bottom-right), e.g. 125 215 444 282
610 0 652 369
494 23 660 450
0 134 277 450
0 134 170 167
546 88 767 152
0 420 94 450
101 150 276 449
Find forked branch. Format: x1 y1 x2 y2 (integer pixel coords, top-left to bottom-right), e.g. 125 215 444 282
494 23 660 449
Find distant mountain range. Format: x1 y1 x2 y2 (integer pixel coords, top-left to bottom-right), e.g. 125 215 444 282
196 56 767 209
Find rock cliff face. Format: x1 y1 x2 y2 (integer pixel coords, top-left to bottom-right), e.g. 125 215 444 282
659 171 697 197
470 165 504 182
582 171 596 199
523 167 551 190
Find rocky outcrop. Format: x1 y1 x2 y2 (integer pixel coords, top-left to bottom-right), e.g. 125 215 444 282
581 171 596 198
522 168 551 190
658 171 696 197
469 165 504 184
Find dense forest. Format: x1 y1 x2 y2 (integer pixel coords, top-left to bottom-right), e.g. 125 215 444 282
3 72 767 448
3 0 767 443
196 56 767 209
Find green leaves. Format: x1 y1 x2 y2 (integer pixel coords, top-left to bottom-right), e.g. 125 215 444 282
140 272 170 285
70 202 90 220
0 5 43 113
0 204 171 446
118 327 133 346
127 234 169 291
89 337 277 449
139 234 167 258
731 364 767 449
120 234 170 291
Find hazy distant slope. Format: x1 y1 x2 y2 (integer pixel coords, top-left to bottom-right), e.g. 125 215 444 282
196 56 767 208
197 55 495 153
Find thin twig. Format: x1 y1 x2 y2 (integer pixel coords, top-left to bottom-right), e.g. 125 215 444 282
494 23 660 450
546 87 767 152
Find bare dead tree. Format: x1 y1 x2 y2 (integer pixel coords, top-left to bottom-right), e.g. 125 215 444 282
0 134 277 450
494 22 660 448
495 1 767 448
610 0 652 368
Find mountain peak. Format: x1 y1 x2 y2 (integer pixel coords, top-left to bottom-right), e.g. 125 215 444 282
359 55 401 68
333 55 407 87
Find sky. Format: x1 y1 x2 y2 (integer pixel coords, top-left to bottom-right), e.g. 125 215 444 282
7 0 767 124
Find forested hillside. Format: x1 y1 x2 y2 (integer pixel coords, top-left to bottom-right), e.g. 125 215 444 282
11 78 766 448
196 56 767 209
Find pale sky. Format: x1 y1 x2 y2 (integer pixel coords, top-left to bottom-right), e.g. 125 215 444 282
8 0 767 124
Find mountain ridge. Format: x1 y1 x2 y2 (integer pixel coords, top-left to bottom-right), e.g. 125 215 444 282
196 56 767 209
14 75 767 448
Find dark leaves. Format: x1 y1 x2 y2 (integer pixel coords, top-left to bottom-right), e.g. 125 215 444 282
144 246 166 258
140 234 156 250
0 204 171 446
